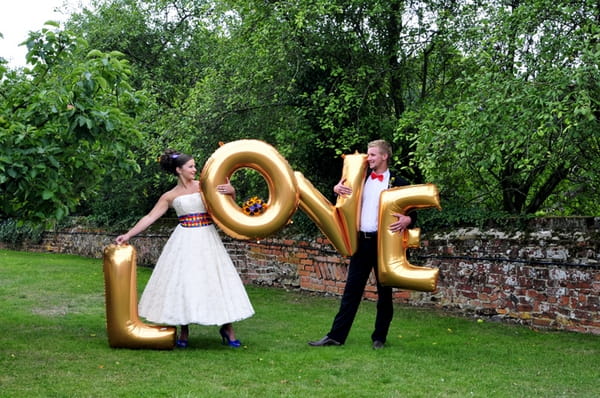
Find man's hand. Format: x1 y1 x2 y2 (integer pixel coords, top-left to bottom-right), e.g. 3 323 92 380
333 178 353 197
389 213 412 233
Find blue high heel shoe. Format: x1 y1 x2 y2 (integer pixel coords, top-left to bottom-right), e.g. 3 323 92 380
219 326 242 348
176 339 188 348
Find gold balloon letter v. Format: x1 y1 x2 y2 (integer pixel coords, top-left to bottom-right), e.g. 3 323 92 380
200 140 441 290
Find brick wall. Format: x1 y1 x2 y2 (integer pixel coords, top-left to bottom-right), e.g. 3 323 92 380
2 217 598 334
417 218 599 334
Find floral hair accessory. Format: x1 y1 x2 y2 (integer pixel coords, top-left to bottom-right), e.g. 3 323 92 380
242 196 268 216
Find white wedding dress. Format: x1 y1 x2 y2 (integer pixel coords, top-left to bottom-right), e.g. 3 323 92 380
139 193 255 326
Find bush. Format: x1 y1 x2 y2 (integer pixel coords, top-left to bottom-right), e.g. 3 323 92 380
0 219 45 244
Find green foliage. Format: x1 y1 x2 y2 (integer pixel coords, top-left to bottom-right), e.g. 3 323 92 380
415 202 532 232
401 0 600 216
181 0 463 189
0 22 145 225
0 219 44 244
4 0 599 233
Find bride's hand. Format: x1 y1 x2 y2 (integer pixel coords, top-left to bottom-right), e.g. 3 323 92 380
217 178 235 197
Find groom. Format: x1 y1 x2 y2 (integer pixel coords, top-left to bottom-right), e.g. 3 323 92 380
308 139 415 349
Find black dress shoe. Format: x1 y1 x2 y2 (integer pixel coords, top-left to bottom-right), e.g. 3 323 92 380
308 336 342 346
372 340 385 349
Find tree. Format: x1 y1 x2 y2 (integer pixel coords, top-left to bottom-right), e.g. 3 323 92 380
51 0 600 231
64 0 233 225
402 0 600 216
181 0 465 189
0 22 144 224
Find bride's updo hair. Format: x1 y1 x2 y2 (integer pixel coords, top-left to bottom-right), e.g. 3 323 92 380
158 149 193 176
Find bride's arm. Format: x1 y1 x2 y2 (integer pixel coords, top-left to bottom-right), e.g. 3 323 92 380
115 193 171 244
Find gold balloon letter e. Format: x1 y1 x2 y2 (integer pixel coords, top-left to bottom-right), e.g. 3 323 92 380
377 184 441 291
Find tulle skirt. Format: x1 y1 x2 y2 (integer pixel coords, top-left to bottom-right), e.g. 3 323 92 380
139 224 255 325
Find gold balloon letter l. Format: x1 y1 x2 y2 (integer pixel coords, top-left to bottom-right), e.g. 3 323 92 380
103 244 176 349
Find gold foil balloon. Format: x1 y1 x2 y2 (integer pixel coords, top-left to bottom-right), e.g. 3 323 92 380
103 244 176 349
335 152 368 255
200 140 442 292
295 151 367 256
200 140 299 240
102 144 442 352
377 184 441 291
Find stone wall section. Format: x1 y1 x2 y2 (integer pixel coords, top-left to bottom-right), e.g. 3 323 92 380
2 217 598 334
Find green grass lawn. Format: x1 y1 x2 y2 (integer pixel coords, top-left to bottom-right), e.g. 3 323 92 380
1 249 599 397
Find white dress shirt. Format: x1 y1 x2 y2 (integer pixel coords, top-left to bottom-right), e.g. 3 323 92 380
359 169 390 233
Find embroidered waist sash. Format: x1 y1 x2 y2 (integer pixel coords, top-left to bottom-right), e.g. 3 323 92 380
178 213 213 228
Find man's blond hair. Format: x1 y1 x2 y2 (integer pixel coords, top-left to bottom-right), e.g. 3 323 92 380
367 139 392 163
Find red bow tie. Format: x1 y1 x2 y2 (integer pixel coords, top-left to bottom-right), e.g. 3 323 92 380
370 172 384 181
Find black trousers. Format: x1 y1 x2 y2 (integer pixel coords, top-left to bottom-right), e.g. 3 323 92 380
327 233 394 344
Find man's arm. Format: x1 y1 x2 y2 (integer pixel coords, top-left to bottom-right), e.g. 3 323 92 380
390 173 417 228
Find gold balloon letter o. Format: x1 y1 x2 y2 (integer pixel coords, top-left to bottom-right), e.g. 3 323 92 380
200 140 299 240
